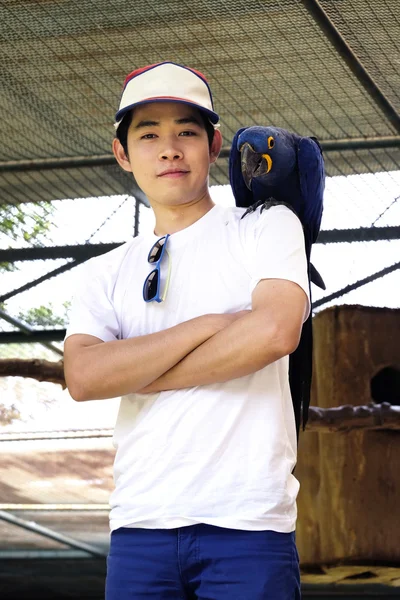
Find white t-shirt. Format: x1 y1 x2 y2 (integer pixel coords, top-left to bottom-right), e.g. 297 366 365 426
65 203 310 533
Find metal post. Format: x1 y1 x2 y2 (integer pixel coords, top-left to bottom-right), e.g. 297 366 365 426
0 510 107 558
134 198 140 237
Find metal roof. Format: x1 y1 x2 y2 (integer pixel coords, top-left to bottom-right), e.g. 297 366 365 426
1 0 399 206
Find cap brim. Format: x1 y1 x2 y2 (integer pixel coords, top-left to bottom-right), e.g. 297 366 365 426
115 98 219 129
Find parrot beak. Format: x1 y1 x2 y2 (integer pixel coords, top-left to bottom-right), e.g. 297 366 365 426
240 143 273 190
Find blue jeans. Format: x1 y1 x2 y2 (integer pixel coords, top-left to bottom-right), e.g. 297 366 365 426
106 524 301 599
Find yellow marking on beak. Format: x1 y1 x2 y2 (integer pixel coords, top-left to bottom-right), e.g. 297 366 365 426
262 153 272 173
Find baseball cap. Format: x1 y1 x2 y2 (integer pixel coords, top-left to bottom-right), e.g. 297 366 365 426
114 61 219 129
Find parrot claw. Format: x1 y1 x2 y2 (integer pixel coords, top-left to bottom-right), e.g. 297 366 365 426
259 197 278 213
259 199 300 220
240 199 265 219
241 198 301 220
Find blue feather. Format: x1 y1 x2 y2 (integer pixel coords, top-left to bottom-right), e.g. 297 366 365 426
298 136 324 244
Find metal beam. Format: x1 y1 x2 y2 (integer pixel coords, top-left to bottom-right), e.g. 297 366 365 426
313 260 400 309
317 135 400 152
0 504 110 511
0 329 65 343
0 549 96 559
1 226 399 266
0 308 63 355
0 154 115 172
0 136 399 176
0 259 83 304
302 0 400 133
0 243 120 263
317 226 400 244
0 429 112 441
0 510 107 558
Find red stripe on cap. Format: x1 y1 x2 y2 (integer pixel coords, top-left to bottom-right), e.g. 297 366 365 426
123 63 160 88
184 66 209 81
122 62 209 90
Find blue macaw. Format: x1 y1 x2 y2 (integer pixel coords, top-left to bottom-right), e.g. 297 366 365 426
229 125 325 437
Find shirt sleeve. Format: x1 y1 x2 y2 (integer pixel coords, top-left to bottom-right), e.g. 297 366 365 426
64 260 120 343
247 205 311 320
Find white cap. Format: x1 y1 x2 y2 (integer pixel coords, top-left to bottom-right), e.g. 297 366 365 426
114 61 219 129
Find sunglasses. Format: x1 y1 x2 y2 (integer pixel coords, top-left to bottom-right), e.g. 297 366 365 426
143 234 171 303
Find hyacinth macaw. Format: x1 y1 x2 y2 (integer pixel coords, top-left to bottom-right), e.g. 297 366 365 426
229 126 325 437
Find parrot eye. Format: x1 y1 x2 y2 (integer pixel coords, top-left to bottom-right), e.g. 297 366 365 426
268 136 274 149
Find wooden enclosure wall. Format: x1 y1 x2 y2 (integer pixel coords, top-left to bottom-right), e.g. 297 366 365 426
296 305 400 564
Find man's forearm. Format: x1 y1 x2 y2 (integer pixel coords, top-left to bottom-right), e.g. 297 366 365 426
65 314 233 401
140 310 291 393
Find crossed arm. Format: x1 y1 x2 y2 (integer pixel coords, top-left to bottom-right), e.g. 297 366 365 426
139 279 307 393
64 278 307 402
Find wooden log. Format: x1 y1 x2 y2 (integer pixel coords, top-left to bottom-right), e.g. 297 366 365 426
306 402 400 431
0 358 65 388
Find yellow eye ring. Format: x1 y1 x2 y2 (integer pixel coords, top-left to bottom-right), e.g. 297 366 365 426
268 136 275 149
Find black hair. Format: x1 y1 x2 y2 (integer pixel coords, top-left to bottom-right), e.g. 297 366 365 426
115 108 216 158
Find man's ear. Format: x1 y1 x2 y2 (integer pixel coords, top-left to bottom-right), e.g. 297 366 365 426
209 128 223 164
112 138 132 173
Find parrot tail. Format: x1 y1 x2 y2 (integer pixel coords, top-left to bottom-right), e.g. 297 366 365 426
310 263 326 290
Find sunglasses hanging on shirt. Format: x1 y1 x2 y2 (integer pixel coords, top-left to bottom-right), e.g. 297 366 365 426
143 234 171 303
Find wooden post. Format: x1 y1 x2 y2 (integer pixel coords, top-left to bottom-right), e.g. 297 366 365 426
296 305 400 564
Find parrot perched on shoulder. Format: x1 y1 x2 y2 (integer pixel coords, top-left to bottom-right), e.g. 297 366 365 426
229 125 325 438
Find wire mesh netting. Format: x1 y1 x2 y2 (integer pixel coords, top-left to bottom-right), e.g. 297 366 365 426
1 1 399 193
0 0 399 426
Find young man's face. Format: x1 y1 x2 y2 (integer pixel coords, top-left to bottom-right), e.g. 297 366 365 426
113 102 221 208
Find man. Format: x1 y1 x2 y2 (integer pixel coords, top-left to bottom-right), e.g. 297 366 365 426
64 61 309 599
